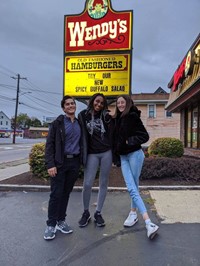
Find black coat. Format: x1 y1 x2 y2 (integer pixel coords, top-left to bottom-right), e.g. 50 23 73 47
114 107 149 156
78 109 112 166
45 114 81 169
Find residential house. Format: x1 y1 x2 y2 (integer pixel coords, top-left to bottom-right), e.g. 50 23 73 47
0 111 11 137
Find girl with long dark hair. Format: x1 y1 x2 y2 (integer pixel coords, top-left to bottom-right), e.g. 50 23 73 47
78 93 112 227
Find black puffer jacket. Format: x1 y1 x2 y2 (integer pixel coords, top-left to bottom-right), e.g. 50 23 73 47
114 106 149 155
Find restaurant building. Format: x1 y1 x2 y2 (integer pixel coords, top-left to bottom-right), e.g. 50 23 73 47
166 33 200 149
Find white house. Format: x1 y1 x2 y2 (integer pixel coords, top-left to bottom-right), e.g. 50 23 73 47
0 111 11 137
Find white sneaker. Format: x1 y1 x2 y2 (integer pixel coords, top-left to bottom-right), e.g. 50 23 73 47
124 211 138 227
146 222 159 239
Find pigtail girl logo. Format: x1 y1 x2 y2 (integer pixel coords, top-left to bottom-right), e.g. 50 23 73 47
87 0 108 19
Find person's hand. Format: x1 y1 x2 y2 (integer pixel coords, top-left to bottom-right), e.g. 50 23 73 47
48 167 57 177
102 109 111 122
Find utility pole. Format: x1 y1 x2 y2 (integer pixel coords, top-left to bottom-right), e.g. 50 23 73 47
11 74 27 144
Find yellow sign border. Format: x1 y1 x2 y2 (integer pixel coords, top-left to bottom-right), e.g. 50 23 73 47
64 53 131 97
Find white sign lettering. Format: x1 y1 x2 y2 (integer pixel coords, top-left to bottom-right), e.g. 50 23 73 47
67 19 127 47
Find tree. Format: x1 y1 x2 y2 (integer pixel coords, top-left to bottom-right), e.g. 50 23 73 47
30 117 42 127
11 113 31 129
42 122 49 127
11 113 42 129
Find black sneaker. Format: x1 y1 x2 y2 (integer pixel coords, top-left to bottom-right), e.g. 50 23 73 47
94 212 105 227
78 210 91 227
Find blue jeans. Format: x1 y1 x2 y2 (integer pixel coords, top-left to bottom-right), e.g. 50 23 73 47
120 149 147 215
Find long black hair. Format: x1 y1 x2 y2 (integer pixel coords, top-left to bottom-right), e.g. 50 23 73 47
87 93 108 113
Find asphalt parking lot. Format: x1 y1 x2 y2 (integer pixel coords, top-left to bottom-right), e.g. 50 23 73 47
0 190 199 266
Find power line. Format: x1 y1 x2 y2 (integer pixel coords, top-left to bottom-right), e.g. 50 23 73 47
0 70 12 78
0 83 27 90
21 79 61 95
20 102 58 115
24 94 59 108
0 95 13 100
0 64 16 76
0 77 61 117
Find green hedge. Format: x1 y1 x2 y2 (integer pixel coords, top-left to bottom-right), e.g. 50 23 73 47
141 157 200 182
29 142 200 183
29 143 49 179
148 137 184 158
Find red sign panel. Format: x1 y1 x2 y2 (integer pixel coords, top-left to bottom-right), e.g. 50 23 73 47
172 58 186 92
64 0 132 53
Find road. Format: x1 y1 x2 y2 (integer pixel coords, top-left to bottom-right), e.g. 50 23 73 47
0 138 46 164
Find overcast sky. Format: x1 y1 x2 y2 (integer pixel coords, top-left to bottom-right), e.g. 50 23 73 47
0 0 199 121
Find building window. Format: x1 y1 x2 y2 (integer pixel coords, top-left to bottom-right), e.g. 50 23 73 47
148 104 155 118
6 121 8 125
187 109 192 148
192 107 198 148
0 121 3 125
166 110 172 118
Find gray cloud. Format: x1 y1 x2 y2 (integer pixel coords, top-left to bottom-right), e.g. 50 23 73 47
0 0 199 120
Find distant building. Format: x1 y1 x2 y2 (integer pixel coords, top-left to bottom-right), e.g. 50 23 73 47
108 88 180 146
27 127 49 139
0 111 11 130
0 111 11 138
45 117 56 124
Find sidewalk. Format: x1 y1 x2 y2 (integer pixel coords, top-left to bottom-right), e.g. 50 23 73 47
0 161 29 182
0 161 200 225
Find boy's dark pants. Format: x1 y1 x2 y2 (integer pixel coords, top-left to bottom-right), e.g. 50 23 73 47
47 156 80 226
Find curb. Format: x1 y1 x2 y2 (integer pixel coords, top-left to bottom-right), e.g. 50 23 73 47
0 159 28 169
0 184 200 192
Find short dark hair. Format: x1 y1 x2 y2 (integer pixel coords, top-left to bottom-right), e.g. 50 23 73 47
61 95 76 108
87 93 108 112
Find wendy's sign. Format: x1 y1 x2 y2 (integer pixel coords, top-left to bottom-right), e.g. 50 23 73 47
63 0 133 97
64 0 132 52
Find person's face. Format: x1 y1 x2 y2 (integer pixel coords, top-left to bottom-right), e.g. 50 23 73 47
63 98 76 115
93 96 104 112
116 97 126 113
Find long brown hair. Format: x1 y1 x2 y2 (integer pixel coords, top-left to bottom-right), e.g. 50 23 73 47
113 95 133 118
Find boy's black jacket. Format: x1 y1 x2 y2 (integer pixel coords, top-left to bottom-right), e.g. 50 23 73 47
45 115 82 169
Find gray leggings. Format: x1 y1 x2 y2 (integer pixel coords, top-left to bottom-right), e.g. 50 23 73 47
82 150 112 212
